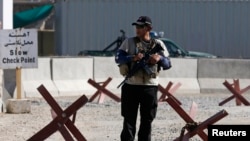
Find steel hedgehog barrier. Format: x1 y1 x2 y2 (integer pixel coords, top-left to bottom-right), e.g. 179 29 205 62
158 81 182 103
27 79 231 141
27 85 88 141
219 79 250 106
164 96 228 141
87 77 121 103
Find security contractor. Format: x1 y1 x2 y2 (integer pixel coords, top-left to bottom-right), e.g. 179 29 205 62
115 16 171 141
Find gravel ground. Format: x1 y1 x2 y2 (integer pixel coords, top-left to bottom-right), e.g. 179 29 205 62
0 93 250 141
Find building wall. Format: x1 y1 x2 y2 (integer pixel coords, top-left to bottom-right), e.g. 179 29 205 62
55 0 250 58
38 30 55 56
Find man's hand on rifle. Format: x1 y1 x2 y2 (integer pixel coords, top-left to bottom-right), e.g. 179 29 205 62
133 53 144 61
148 54 161 65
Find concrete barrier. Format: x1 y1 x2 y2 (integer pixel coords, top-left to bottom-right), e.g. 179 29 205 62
3 69 18 99
93 57 200 94
158 58 200 94
93 57 123 94
1 58 53 112
198 58 250 93
3 57 249 99
22 58 59 97
51 57 94 96
1 69 16 113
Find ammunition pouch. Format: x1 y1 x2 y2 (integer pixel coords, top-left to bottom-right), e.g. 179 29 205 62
130 61 159 78
118 63 129 76
144 64 159 78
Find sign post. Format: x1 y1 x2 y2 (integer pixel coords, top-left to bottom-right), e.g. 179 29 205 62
16 67 21 99
0 29 38 69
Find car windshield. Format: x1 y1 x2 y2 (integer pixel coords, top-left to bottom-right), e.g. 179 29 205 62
162 40 187 57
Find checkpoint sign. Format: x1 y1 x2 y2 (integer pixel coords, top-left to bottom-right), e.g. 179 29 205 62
0 28 38 69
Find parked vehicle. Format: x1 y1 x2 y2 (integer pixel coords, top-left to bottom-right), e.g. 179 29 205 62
79 30 217 58
78 30 126 56
150 31 217 58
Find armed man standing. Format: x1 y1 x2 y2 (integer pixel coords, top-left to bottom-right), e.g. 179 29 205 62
115 16 172 141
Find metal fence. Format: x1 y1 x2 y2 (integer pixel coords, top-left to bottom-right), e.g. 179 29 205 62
55 0 250 58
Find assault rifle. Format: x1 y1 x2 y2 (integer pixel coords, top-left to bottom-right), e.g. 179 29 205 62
117 43 164 88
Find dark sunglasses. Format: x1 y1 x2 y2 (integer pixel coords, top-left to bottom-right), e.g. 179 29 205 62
135 25 145 29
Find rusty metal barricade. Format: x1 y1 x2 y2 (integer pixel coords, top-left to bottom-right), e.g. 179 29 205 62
158 81 182 104
88 77 121 103
27 85 88 141
219 79 250 106
165 95 228 141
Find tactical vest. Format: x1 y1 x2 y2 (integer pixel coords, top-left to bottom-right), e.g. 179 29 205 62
118 37 161 77
131 37 160 78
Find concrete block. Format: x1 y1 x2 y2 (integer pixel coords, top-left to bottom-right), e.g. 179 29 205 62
3 69 16 98
22 58 59 97
1 69 16 113
6 99 31 114
2 69 25 100
93 57 200 94
198 78 225 93
159 58 200 94
52 57 95 96
159 78 200 94
198 58 250 78
93 57 123 94
198 78 250 94
2 87 12 113
198 58 250 93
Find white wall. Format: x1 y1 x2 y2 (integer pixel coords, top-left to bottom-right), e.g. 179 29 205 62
0 0 13 112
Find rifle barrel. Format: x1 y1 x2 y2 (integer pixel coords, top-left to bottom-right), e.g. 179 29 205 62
117 78 127 88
